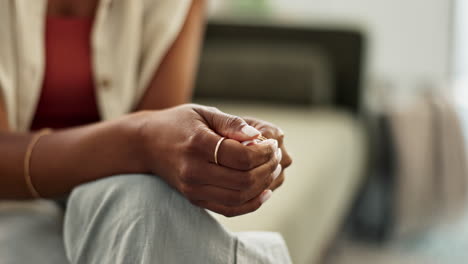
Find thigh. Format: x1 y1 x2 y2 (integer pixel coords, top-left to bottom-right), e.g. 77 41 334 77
0 201 68 264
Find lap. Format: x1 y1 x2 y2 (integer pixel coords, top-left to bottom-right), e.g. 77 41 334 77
0 174 291 264
66 174 291 263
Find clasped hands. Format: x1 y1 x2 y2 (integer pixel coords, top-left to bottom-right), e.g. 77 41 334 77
138 104 292 217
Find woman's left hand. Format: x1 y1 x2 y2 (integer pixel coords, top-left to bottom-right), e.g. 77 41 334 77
242 118 293 191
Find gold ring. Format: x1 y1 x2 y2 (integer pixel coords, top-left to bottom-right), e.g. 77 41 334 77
214 137 226 165
258 136 268 141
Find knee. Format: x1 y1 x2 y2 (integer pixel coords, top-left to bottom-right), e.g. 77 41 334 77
67 174 189 221
64 175 196 262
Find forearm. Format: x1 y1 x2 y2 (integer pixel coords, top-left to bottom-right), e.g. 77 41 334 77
0 112 146 199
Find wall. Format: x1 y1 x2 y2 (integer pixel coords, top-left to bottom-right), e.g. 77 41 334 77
209 0 453 91
453 0 468 105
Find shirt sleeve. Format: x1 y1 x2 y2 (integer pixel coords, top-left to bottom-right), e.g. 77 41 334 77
136 0 192 101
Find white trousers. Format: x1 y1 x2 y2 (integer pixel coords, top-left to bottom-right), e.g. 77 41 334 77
0 174 291 264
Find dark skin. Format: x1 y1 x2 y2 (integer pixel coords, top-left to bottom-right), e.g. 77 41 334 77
0 0 292 217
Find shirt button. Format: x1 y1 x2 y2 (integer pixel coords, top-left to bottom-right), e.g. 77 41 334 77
99 78 112 90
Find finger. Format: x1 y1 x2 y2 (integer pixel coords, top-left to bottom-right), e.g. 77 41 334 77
191 190 273 217
280 145 292 169
186 157 280 191
241 118 292 171
243 117 285 146
182 159 281 206
247 120 290 168
270 172 285 191
277 148 282 163
259 127 284 147
217 139 278 171
193 128 278 170
194 106 261 142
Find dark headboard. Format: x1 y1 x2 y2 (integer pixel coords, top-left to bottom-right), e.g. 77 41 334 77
194 22 366 113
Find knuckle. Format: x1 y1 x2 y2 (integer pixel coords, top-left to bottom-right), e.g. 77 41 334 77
263 145 275 161
269 159 278 172
206 106 220 113
237 151 254 170
179 165 196 183
186 103 198 108
283 155 293 168
186 129 204 154
260 129 274 139
185 103 198 111
245 149 256 163
276 133 285 146
259 121 281 135
226 115 245 128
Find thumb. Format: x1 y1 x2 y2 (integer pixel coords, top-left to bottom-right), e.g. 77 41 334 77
196 106 261 142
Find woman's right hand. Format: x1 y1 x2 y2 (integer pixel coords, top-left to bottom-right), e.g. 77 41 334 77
136 104 281 217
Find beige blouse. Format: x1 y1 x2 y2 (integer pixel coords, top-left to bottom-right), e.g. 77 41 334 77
0 0 192 132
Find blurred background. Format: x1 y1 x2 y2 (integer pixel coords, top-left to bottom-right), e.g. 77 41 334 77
193 0 468 263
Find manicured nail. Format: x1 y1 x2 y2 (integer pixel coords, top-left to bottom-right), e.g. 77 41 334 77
272 164 282 179
241 139 262 146
260 190 273 204
242 140 254 146
241 125 261 137
276 148 282 161
271 139 278 149
259 139 278 149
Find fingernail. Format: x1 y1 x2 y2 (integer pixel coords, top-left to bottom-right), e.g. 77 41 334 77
242 140 254 146
241 139 262 146
271 139 278 149
260 190 273 204
241 125 261 137
272 164 282 179
259 139 278 150
276 148 282 162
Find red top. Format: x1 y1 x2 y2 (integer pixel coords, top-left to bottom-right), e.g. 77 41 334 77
30 17 100 130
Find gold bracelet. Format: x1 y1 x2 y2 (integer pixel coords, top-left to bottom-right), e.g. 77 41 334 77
24 128 52 198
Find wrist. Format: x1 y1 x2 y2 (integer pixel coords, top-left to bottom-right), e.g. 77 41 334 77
120 111 153 174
